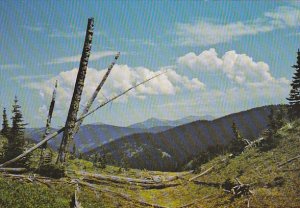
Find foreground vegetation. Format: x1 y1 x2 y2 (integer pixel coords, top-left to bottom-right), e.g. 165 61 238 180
0 119 299 207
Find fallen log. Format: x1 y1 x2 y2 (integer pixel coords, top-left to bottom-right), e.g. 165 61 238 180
77 171 157 184
278 155 300 167
0 168 27 173
74 179 168 208
189 166 214 181
164 170 193 182
83 177 180 189
0 72 166 168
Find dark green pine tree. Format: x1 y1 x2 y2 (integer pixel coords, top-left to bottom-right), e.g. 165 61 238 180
1 108 10 138
287 49 300 119
229 122 246 156
4 96 29 167
259 107 279 151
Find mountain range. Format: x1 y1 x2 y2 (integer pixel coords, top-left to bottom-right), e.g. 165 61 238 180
26 115 212 152
86 105 279 171
128 115 214 129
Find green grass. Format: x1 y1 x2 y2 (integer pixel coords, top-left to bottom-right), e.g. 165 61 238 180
0 120 299 207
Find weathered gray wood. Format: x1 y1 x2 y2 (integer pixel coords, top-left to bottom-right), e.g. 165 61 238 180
74 179 168 208
39 81 58 166
189 166 214 181
0 168 27 173
72 52 120 137
57 18 94 164
278 155 300 167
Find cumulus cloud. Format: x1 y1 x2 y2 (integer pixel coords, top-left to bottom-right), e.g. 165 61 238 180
27 65 205 111
175 5 300 46
178 48 287 85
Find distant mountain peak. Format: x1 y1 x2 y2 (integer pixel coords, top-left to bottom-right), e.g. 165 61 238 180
128 115 215 129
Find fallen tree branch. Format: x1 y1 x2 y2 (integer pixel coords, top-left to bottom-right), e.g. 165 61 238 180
78 171 158 184
74 179 168 208
70 182 82 208
164 170 193 182
0 168 27 173
189 166 214 181
278 155 300 167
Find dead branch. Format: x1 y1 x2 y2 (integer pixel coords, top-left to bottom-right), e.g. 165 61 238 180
73 52 120 136
0 72 166 168
278 155 300 167
164 170 193 182
75 179 168 208
77 171 157 184
244 137 265 149
70 183 82 208
0 168 27 173
189 166 214 181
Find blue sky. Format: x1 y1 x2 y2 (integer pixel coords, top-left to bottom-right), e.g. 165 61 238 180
0 1 299 127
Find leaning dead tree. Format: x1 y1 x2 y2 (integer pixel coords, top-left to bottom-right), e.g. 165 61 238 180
39 80 58 164
72 52 120 138
0 72 166 168
57 17 94 164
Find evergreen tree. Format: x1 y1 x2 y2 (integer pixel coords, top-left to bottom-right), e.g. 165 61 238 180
4 96 29 167
1 108 10 138
287 49 300 119
229 122 246 156
259 108 279 151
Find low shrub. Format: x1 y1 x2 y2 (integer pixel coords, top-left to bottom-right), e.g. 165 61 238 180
37 163 65 179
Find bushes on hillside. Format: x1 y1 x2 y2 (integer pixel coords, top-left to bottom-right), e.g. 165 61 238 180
37 164 65 179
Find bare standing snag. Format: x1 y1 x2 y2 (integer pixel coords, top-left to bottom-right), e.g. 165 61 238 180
57 18 94 164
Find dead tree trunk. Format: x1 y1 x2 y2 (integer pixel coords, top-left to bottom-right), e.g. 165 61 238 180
72 52 120 137
0 72 166 168
57 18 94 164
39 80 58 165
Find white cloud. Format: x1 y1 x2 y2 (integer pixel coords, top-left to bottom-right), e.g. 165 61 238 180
178 48 283 85
265 6 300 27
27 65 205 112
175 5 300 46
175 20 273 46
47 51 118 65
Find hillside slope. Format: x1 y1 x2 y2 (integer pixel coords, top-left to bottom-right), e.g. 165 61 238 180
87 105 276 171
0 118 299 208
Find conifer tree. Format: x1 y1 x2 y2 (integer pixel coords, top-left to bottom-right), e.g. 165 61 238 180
229 122 246 156
4 96 29 167
287 49 300 119
1 108 10 138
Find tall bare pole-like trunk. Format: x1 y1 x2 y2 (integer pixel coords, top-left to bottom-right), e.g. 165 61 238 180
39 80 58 166
57 18 94 164
41 80 58 149
72 52 120 136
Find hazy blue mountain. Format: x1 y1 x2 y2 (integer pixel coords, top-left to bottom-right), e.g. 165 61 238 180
128 115 214 129
86 105 279 171
25 123 171 152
